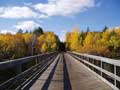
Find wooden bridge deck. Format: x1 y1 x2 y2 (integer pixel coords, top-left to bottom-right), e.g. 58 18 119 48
29 53 112 90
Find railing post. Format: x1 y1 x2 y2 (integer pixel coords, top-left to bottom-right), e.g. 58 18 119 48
114 65 116 87
70 51 120 90
101 59 103 77
35 57 38 65
16 64 22 74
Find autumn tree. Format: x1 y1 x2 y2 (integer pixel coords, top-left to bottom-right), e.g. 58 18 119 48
66 26 120 58
22 33 33 55
0 27 60 61
66 27 82 51
0 34 26 60
37 32 60 53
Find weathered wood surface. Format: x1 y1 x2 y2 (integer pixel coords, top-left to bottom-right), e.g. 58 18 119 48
30 53 113 90
30 54 60 90
64 53 112 90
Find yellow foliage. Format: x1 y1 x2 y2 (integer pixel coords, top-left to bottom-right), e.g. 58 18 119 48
66 27 81 51
23 33 33 44
51 43 57 50
37 32 59 53
41 43 48 53
66 27 120 57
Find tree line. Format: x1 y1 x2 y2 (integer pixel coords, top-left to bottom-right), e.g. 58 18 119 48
0 27 60 61
1 26 120 61
66 26 120 59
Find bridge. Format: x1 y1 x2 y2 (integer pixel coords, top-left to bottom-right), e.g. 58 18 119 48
0 52 120 90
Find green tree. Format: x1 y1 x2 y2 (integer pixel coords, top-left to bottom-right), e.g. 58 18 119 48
33 27 43 36
102 26 108 32
17 29 23 34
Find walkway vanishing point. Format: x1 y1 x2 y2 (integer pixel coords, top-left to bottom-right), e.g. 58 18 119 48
1 52 120 90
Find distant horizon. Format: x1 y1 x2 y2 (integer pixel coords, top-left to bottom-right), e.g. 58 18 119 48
0 25 120 42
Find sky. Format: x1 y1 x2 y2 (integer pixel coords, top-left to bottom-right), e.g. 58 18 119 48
0 0 120 41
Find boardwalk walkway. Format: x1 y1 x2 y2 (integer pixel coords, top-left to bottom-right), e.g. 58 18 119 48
29 53 112 90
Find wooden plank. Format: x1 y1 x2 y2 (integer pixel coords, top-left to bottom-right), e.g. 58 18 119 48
48 55 64 90
29 54 60 90
29 53 113 90
64 53 113 90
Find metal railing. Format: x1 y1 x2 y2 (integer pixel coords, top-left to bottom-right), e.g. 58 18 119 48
0 52 58 89
68 51 120 90
0 52 57 70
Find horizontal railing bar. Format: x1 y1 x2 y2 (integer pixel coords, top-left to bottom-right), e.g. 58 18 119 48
20 54 60 90
69 51 120 66
0 54 58 89
71 54 115 79
0 52 57 70
75 55 120 82
68 51 120 90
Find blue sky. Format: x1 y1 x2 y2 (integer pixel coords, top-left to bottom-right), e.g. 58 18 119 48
0 0 120 41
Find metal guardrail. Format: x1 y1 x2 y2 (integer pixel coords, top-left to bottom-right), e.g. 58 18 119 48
0 52 59 90
0 52 57 70
68 51 120 90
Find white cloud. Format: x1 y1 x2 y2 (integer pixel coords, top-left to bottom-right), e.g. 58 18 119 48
14 21 40 30
0 0 96 19
34 0 96 16
0 6 38 18
0 21 40 34
0 29 16 34
0 6 44 18
24 2 32 6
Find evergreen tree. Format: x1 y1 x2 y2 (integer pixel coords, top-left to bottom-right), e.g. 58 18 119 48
102 26 108 32
33 27 44 36
17 29 23 34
